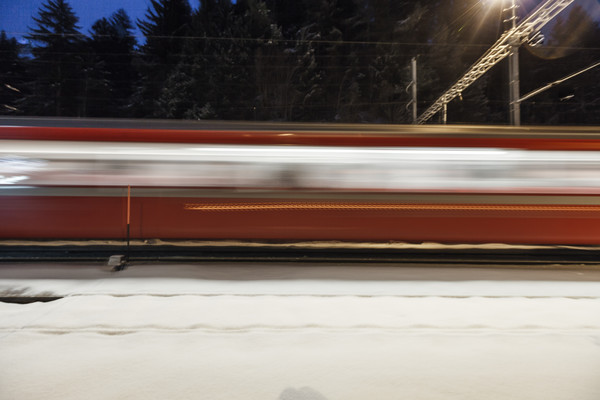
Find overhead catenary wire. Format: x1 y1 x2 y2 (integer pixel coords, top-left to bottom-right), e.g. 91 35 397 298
519 61 600 103
417 0 576 124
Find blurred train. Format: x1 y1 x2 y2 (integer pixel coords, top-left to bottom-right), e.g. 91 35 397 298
3 117 600 244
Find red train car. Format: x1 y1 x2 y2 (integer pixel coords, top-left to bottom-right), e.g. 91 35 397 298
2 117 600 244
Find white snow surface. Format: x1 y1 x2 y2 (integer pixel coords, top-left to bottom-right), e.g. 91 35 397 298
2 264 600 400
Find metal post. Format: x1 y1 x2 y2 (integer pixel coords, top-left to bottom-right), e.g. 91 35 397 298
507 0 521 125
442 100 447 124
411 57 418 124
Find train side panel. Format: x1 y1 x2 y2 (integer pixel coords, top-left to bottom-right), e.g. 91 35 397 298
0 193 127 239
133 196 600 244
3 190 600 244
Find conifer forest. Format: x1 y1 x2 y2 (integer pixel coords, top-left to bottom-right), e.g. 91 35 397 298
1 0 599 124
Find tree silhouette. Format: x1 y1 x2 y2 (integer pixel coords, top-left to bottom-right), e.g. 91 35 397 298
25 0 85 116
87 9 138 117
134 0 192 117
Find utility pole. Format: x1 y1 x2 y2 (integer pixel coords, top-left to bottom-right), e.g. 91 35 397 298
407 57 418 123
506 0 521 125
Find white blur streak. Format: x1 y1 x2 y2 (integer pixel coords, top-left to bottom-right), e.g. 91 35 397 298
2 140 600 190
0 175 28 184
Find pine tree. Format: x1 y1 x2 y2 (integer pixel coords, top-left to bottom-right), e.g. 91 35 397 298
0 31 26 114
275 0 370 121
135 0 192 117
168 0 282 120
25 0 85 116
168 0 234 119
87 9 138 117
227 0 283 120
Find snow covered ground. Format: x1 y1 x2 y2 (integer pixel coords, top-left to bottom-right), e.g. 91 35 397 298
1 263 600 400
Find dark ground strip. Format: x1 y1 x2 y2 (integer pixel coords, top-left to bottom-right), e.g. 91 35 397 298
1 243 600 267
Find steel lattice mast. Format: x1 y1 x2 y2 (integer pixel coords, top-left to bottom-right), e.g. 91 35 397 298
416 0 574 124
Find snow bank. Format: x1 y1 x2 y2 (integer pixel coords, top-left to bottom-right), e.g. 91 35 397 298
4 276 600 298
2 266 600 400
2 295 600 334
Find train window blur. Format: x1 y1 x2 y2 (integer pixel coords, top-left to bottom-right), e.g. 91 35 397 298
3 141 600 193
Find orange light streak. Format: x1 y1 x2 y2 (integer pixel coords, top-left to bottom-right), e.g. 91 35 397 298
127 185 131 224
184 202 600 212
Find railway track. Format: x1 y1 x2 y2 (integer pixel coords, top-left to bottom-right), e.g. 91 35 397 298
1 241 600 268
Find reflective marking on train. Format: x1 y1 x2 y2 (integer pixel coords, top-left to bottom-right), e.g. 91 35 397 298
184 202 600 212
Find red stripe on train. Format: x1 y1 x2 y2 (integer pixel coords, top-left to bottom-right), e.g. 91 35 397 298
3 126 600 150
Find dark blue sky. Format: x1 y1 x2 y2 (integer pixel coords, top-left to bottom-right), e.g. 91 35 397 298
0 0 150 41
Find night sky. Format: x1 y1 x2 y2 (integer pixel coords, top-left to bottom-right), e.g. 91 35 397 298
0 0 150 41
